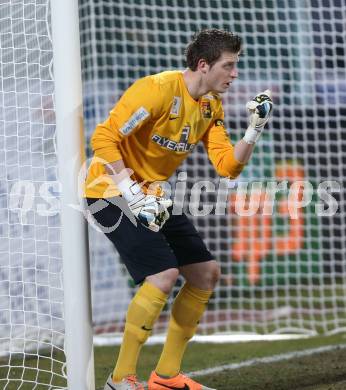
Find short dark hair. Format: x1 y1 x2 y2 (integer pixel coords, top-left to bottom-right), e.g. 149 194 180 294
185 29 242 71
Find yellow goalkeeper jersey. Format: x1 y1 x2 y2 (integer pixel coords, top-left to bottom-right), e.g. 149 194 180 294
85 70 245 198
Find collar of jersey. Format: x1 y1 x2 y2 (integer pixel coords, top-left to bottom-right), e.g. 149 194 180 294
178 71 201 106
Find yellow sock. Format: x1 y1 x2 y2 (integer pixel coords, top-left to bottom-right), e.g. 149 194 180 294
113 282 167 382
155 283 212 377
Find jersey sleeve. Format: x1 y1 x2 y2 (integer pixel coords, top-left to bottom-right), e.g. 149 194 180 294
202 105 245 179
90 76 163 163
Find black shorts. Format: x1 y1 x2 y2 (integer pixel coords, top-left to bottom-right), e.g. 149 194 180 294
86 197 213 284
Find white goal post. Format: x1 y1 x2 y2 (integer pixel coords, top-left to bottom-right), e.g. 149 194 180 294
50 0 94 389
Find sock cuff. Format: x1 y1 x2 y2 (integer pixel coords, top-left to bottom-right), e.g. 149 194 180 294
183 283 213 303
141 281 169 303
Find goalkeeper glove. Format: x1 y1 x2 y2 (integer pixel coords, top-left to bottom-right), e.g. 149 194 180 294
243 89 273 144
117 176 172 232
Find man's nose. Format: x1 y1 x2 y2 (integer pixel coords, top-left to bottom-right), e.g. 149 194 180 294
231 67 238 78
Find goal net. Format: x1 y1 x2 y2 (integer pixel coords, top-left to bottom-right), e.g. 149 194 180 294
0 0 66 388
79 0 346 339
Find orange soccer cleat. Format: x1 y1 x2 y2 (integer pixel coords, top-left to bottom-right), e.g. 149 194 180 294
147 371 216 390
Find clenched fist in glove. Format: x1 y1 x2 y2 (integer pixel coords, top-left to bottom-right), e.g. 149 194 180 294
117 176 172 232
243 89 273 144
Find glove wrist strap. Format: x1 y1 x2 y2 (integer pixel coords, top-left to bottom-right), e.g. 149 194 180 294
117 176 143 202
243 126 261 144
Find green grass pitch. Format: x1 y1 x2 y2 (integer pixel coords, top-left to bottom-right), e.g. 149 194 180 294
1 333 346 389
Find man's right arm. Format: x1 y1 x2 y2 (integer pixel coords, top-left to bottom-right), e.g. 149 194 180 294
90 76 162 167
104 161 172 233
105 159 142 201
89 77 172 231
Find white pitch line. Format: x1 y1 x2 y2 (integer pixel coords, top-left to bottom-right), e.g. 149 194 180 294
94 333 312 346
186 343 346 377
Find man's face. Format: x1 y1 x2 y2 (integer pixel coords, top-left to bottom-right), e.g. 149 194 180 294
202 51 240 93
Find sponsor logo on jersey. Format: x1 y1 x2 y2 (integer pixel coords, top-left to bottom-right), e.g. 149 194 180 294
119 107 149 135
170 96 181 116
152 125 195 153
201 100 212 118
215 119 224 126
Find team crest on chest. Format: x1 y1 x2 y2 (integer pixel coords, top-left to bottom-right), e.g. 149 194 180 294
200 100 212 118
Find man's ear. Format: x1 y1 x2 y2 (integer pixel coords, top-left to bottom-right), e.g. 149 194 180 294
197 58 209 74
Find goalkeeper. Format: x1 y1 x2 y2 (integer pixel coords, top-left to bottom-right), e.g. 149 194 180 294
85 29 273 390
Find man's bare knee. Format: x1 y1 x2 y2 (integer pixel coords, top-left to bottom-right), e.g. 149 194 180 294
180 260 220 290
146 268 179 294
202 262 220 290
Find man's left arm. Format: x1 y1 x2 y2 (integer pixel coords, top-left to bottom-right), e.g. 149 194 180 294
234 89 273 163
202 90 273 178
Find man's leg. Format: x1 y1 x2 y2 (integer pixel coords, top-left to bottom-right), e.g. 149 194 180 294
113 268 178 382
155 260 220 377
86 198 181 384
